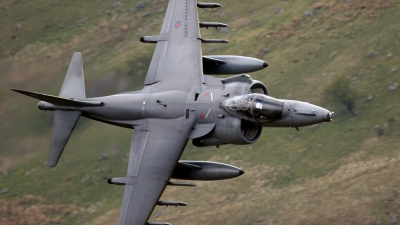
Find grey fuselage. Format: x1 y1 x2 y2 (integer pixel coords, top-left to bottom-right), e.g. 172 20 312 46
39 74 331 145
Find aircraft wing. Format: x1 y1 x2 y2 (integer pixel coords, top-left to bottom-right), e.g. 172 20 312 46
117 0 205 224
118 118 192 225
143 0 203 93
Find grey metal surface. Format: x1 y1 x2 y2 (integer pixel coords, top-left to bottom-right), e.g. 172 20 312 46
176 161 202 170
10 89 102 107
48 110 81 167
46 52 87 167
144 0 203 94
118 119 194 225
203 55 268 75
59 52 86 99
190 123 216 139
172 161 245 181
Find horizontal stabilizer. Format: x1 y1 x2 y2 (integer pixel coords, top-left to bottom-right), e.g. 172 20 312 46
11 89 103 107
48 110 81 167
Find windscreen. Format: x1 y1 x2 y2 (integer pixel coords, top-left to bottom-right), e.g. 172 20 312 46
223 94 283 122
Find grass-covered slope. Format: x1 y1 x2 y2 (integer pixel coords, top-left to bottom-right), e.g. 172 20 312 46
1 0 400 224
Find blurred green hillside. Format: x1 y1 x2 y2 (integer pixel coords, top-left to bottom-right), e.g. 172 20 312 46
1 0 400 224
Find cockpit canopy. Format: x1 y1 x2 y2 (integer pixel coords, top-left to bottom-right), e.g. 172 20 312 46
223 94 284 122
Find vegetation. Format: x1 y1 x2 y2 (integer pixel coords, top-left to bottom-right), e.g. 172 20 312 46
324 76 360 116
0 0 399 224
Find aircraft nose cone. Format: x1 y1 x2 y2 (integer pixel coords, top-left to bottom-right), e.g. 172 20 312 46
317 107 335 122
263 62 269 68
327 111 334 122
287 100 334 126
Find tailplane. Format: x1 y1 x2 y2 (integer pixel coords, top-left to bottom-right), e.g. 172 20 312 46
48 52 85 166
10 89 103 107
11 52 94 167
48 110 81 167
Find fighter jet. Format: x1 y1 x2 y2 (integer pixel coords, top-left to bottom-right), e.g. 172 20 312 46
12 1 333 224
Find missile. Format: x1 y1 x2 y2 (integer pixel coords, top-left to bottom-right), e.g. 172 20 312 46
171 161 244 181
203 55 268 75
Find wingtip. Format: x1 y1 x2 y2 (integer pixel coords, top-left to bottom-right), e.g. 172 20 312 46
10 89 30 95
48 159 58 167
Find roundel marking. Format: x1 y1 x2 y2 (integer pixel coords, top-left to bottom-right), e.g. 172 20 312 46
174 21 181 28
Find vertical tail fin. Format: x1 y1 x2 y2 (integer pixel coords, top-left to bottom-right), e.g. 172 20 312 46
48 52 85 167
59 52 86 99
